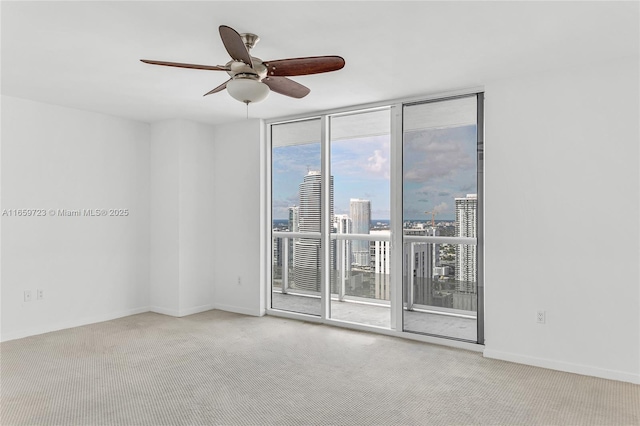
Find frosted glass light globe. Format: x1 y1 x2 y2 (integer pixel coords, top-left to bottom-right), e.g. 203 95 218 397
227 78 269 104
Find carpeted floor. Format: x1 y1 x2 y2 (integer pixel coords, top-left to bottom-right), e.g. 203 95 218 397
1 310 638 425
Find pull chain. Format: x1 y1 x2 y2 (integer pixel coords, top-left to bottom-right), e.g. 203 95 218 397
245 101 249 119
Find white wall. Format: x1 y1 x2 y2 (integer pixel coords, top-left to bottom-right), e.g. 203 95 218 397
149 119 216 317
149 121 180 314
0 96 150 341
483 56 640 384
178 121 216 315
0 102 218 339
211 119 265 316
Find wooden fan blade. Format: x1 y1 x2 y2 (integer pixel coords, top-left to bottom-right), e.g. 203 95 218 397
263 76 310 99
219 25 253 65
140 59 229 71
263 56 345 77
203 79 230 96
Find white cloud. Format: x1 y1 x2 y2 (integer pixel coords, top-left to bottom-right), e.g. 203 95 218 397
432 202 448 214
403 127 475 183
365 149 390 178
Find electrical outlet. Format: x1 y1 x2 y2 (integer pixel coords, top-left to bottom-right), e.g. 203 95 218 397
37 289 44 300
536 310 546 324
24 290 32 302
237 276 242 285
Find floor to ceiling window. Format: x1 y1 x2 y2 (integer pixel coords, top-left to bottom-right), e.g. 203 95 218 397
268 92 484 344
402 94 483 342
329 109 391 328
271 118 322 316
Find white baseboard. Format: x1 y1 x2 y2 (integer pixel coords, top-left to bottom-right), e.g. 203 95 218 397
1 303 255 342
213 302 262 317
149 306 180 317
483 349 640 385
178 304 214 317
150 304 214 317
0 306 149 343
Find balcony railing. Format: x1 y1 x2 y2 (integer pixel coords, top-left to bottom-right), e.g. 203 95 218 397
272 231 478 320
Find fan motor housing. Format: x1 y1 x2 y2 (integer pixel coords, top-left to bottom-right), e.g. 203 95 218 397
226 59 267 80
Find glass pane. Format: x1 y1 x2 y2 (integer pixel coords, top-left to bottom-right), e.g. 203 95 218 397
402 96 478 341
330 237 390 328
329 109 391 327
403 242 477 341
271 119 322 316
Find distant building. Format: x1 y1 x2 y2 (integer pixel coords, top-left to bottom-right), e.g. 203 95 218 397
334 214 351 234
333 214 352 279
350 199 371 267
273 237 282 267
288 206 299 232
433 265 452 277
370 230 390 300
404 227 440 306
455 194 477 293
287 206 299 267
293 171 334 292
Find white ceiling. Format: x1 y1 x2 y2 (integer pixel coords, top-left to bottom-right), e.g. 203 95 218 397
2 1 638 126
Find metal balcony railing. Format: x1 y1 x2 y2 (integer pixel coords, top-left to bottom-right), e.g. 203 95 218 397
272 231 477 318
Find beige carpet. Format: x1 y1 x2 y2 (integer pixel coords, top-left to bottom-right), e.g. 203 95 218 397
1 310 638 425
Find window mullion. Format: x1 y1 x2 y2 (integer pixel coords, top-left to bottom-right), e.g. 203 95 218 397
476 93 485 345
390 103 404 331
320 115 331 320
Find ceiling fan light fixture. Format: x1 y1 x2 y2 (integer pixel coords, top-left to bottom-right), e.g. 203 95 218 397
226 77 269 104
141 25 345 105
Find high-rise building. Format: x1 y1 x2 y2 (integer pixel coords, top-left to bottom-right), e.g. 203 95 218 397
333 214 352 292
455 194 477 293
273 236 282 267
293 171 334 291
287 206 299 268
350 199 371 267
403 227 440 306
370 230 390 300
333 214 351 234
288 206 299 233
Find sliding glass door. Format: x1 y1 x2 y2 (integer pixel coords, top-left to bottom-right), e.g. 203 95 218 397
269 93 483 344
402 95 482 342
329 109 392 328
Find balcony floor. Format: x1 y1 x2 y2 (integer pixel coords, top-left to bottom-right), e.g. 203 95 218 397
271 292 477 342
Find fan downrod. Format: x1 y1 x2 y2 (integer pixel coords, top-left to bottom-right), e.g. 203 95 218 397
240 33 260 50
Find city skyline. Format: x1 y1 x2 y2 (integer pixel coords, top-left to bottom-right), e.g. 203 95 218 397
273 169 477 314
272 125 476 221
272 135 390 220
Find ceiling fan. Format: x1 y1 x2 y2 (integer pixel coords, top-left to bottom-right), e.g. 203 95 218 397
141 25 345 104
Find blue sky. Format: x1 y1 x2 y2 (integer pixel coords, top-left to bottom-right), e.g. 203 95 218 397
403 125 477 220
272 125 476 220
